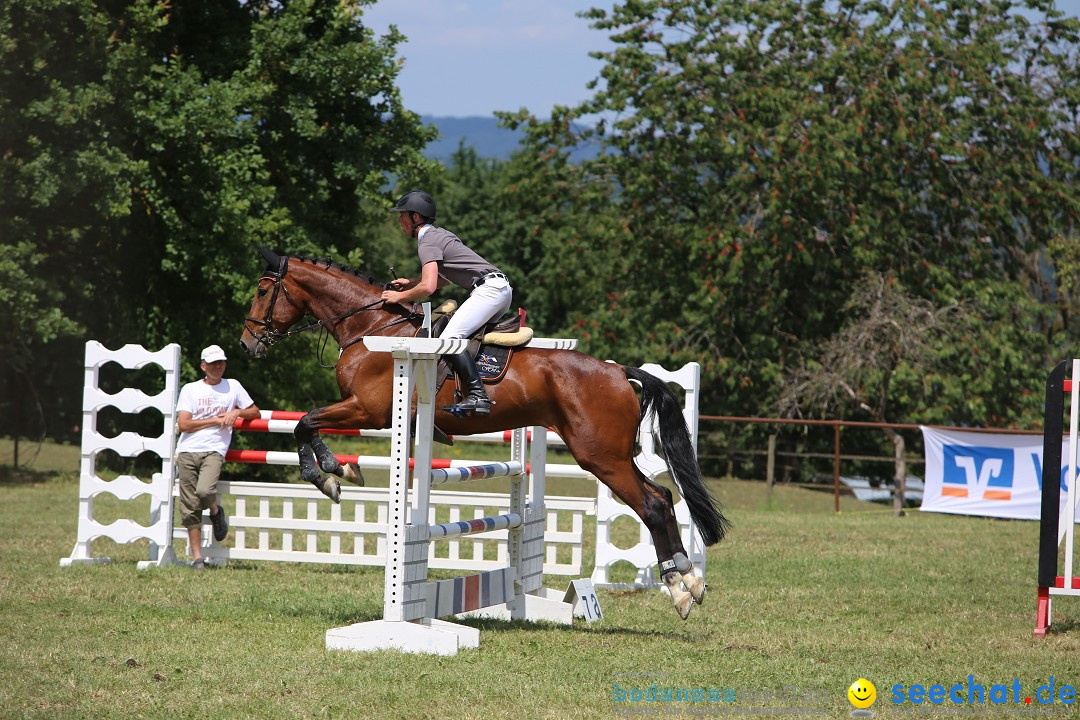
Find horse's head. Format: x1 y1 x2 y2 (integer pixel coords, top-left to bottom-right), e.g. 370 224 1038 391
239 245 307 358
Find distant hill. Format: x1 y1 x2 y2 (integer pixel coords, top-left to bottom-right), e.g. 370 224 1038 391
421 115 525 162
420 115 599 164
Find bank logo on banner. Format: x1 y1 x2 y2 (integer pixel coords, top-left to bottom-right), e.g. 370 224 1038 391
1032 453 1072 493
942 445 1015 500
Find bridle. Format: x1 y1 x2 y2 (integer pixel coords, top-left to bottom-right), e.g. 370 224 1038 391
243 256 302 348
244 255 421 361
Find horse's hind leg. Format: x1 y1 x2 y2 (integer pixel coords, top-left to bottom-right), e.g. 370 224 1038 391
634 472 705 617
573 450 698 620
615 468 699 619
641 474 706 606
547 361 705 619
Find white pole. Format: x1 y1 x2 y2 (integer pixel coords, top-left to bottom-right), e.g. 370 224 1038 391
382 351 416 622
1065 360 1079 584
508 426 527 620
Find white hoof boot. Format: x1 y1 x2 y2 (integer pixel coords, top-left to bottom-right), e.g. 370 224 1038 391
663 572 694 620
682 573 706 605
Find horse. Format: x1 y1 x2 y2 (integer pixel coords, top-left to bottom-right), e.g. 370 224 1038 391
238 246 729 619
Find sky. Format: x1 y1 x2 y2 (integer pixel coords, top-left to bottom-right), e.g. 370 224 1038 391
362 0 1080 120
361 1 611 118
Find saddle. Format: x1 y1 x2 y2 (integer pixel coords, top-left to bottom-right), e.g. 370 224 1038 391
425 301 533 386
405 302 532 445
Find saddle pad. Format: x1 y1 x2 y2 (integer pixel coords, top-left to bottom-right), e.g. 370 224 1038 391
477 345 513 383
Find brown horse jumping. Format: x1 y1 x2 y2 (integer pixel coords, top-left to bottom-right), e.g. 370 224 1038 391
239 247 729 619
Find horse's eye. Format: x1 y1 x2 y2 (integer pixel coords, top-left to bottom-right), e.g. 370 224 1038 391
258 288 269 298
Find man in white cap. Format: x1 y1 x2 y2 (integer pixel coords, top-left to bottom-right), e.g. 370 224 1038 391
175 344 260 570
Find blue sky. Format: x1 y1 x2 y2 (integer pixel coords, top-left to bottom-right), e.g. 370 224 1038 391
363 0 1080 119
362 1 611 118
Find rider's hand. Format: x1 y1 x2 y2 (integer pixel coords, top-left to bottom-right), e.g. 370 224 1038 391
381 289 405 304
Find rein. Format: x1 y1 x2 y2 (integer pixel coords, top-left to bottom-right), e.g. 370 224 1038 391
245 255 420 365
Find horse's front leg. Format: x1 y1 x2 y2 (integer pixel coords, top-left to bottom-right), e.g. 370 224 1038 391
295 400 370 503
293 417 341 503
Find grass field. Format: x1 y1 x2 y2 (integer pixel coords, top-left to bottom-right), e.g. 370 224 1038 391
3 439 1080 720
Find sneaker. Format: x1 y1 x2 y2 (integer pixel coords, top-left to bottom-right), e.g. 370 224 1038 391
211 505 229 542
191 558 207 572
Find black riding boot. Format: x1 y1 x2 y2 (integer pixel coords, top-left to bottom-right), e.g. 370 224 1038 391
443 352 491 416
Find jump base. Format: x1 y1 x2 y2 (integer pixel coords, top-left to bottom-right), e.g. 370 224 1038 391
326 618 480 656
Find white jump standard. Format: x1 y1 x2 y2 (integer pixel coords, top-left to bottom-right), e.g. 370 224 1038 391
326 335 573 655
61 341 181 570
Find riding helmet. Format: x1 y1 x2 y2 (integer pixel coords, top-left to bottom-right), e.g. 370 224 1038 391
389 190 436 220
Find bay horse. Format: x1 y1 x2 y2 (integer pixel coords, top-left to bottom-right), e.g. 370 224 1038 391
239 247 729 619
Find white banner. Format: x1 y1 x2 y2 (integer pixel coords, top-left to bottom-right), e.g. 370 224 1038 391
920 427 1080 521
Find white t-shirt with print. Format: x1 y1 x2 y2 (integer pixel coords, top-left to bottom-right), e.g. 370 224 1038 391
175 378 255 455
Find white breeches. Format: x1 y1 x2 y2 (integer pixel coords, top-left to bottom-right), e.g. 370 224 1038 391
440 278 513 340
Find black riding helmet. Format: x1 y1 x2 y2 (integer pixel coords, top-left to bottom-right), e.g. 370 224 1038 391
389 190 436 221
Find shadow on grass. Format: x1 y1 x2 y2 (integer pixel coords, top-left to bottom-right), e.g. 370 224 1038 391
447 615 670 639
0 465 63 486
223 561 382 576
1042 619 1080 636
315 609 670 638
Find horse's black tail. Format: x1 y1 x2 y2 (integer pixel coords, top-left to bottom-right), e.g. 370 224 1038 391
624 367 731 546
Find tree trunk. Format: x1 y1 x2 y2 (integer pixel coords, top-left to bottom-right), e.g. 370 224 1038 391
892 432 907 517
766 433 776 495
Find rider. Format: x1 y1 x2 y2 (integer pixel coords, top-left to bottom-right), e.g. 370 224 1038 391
381 190 512 416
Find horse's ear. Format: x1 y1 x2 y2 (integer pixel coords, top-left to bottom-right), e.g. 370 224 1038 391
254 243 281 269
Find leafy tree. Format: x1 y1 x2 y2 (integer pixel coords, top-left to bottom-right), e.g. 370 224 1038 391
0 0 436 441
1044 234 1080 342
502 0 1080 430
495 109 628 336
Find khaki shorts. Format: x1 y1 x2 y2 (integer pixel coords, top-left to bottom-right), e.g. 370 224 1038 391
176 452 224 528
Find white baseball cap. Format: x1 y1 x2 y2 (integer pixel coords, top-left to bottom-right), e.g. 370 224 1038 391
200 345 227 363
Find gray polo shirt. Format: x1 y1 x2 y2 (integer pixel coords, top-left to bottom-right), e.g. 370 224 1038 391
417 226 501 288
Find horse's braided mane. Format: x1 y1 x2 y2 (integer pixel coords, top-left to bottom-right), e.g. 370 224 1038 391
290 254 384 287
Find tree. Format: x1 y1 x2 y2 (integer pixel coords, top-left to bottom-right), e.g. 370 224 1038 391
777 273 971 512
502 0 1080 428
0 0 436 441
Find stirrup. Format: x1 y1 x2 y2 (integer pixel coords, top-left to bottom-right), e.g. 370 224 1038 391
441 395 492 417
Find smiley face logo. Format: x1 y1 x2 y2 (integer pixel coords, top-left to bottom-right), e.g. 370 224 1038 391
848 678 877 710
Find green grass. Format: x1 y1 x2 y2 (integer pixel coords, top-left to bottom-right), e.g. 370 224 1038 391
3 440 1080 719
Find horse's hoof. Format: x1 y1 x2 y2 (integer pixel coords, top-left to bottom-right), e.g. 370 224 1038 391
317 477 341 504
683 574 706 605
663 571 694 620
342 462 364 486
673 591 694 620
